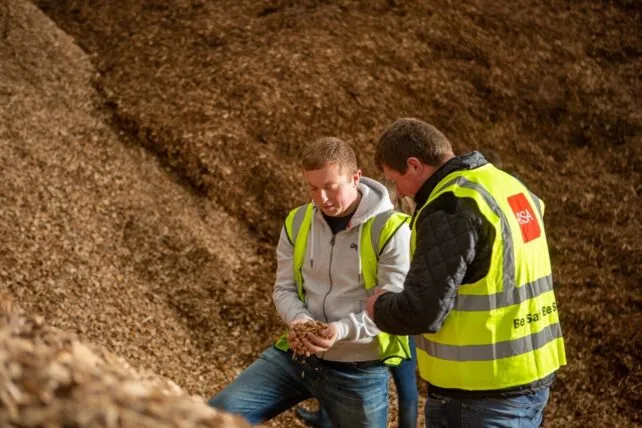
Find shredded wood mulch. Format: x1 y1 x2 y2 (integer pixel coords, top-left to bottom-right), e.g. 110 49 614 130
289 321 330 359
0 294 251 428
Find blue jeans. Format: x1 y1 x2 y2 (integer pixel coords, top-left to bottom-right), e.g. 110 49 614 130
425 388 550 428
299 336 419 428
209 346 389 427
390 336 418 428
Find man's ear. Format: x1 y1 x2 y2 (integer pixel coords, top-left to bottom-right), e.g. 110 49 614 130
353 169 362 187
406 157 422 171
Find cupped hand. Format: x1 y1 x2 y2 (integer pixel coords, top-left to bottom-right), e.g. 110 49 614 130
301 323 338 353
287 318 311 354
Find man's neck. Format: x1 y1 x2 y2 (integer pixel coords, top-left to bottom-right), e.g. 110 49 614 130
342 190 362 217
413 154 456 201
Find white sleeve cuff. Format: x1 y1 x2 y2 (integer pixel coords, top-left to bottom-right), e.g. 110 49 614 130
331 320 351 341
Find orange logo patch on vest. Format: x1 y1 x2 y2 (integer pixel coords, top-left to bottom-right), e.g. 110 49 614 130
507 193 541 243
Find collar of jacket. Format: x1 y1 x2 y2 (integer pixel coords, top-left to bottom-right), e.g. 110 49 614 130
412 151 489 213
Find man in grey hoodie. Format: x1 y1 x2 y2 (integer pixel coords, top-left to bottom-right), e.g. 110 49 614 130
208 137 412 428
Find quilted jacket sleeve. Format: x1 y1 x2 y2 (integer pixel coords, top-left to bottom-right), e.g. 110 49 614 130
373 194 484 335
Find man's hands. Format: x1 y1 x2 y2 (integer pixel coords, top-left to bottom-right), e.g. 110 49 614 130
366 288 388 320
302 323 338 354
287 319 338 356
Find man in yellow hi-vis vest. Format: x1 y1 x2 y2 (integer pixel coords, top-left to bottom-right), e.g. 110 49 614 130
209 137 414 427
367 118 566 427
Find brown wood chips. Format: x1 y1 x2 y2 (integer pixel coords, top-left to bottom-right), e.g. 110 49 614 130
288 321 331 358
0 294 252 428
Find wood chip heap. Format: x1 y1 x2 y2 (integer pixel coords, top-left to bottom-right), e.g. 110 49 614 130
0 294 252 428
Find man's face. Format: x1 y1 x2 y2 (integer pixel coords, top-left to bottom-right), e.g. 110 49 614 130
303 162 361 217
382 162 421 198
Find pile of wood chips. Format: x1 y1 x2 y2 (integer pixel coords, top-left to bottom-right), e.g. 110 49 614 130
0 294 252 428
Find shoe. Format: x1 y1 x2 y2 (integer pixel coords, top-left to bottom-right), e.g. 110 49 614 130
294 406 332 428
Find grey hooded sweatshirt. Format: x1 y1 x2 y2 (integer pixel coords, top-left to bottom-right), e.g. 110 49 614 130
273 177 411 362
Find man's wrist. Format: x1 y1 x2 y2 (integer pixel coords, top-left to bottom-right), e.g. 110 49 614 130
372 292 389 328
330 321 349 342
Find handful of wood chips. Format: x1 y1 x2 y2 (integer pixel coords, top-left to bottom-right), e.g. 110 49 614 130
289 320 332 357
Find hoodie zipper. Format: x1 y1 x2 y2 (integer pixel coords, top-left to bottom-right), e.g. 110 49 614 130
321 234 336 323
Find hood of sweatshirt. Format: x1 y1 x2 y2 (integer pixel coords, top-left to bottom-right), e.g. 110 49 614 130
348 176 395 227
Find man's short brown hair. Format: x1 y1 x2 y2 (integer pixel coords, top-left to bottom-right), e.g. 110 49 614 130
375 118 453 173
302 137 358 173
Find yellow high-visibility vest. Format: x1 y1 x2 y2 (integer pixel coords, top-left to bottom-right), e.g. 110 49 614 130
275 203 411 366
412 164 567 390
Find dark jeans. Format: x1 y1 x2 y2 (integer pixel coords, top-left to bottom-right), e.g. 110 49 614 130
301 336 418 428
208 346 389 427
391 336 419 428
425 388 550 427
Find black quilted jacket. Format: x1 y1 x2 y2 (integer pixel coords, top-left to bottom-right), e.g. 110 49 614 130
374 151 492 336
374 151 554 397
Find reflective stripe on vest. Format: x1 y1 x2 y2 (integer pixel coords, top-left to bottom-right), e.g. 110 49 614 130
277 203 411 365
285 203 314 300
415 322 563 361
412 164 566 390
